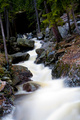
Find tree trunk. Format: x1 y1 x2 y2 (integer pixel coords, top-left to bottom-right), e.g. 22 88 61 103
66 11 72 34
71 7 80 34
4 8 9 40
0 13 9 64
34 0 40 33
44 1 62 43
44 1 49 14
6 10 9 40
52 24 62 42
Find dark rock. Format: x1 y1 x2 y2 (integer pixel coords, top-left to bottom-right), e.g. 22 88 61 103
0 95 12 117
23 82 40 92
45 51 56 66
10 52 30 64
35 51 47 64
36 48 45 57
56 49 65 58
2 83 14 97
10 37 16 42
65 36 75 43
11 65 33 86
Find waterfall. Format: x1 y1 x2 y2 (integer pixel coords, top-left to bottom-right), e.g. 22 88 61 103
2 38 80 120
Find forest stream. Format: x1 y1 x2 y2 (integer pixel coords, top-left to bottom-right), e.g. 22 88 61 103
2 38 80 120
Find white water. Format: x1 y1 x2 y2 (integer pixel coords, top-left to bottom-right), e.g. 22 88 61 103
2 38 80 120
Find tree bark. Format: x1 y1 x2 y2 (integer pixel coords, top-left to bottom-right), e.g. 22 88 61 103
66 11 72 34
6 10 9 40
4 8 9 40
44 1 49 14
34 0 40 33
0 13 9 64
52 24 62 42
44 0 62 43
71 7 80 34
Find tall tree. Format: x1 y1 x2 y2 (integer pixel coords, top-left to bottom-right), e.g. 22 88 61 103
0 13 9 65
42 0 62 42
61 0 80 34
34 0 40 33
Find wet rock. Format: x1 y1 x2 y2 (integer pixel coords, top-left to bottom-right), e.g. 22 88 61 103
77 21 80 26
68 64 80 86
27 33 33 39
1 76 10 81
10 52 30 64
23 82 40 92
35 51 47 64
41 41 54 50
37 32 44 40
17 38 34 49
11 65 33 86
0 80 6 91
2 83 14 97
45 51 56 66
36 48 45 57
0 95 12 117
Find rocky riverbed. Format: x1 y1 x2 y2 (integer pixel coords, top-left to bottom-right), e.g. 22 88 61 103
0 27 80 117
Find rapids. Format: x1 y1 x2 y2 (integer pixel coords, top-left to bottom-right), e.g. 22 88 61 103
2 38 80 120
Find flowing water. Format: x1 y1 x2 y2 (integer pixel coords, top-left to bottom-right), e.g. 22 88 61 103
2 38 80 120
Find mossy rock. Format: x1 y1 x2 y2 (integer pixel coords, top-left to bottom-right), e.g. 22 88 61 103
52 61 70 78
68 64 80 86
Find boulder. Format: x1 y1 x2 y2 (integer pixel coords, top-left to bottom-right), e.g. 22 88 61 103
17 38 34 49
37 32 44 40
10 52 30 64
45 27 50 38
36 48 45 57
11 65 33 86
58 25 69 38
23 82 40 92
35 51 47 64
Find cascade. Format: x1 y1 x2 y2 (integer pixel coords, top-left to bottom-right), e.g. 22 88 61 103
2 38 80 120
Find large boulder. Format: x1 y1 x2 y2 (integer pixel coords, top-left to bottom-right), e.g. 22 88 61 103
11 65 33 86
10 52 30 64
17 38 34 49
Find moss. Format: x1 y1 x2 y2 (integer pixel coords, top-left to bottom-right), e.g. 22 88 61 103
0 65 5 77
52 61 70 78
